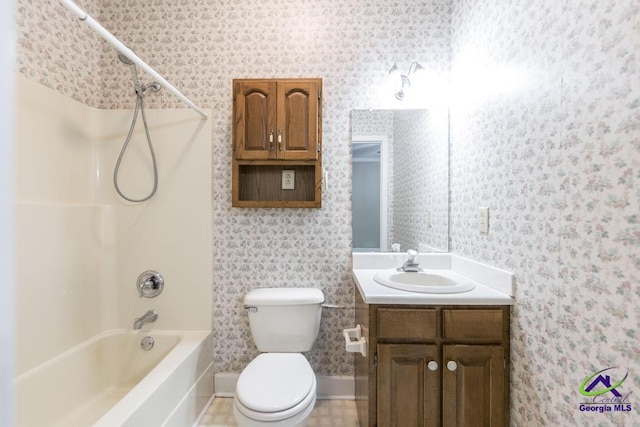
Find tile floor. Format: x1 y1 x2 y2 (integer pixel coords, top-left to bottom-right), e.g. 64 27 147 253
199 397 359 426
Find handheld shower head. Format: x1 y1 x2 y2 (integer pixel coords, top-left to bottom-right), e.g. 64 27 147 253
118 52 141 89
117 52 134 65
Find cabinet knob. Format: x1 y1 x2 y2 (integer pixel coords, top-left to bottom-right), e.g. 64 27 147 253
427 361 438 371
447 361 458 371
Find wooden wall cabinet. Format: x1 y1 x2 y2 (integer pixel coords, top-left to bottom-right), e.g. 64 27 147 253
355 291 510 427
232 78 322 208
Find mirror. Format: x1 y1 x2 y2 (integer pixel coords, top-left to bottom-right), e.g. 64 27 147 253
351 108 449 253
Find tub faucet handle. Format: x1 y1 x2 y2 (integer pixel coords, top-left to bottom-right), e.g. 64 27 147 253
137 270 164 298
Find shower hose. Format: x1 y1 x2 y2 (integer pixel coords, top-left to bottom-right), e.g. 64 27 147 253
113 89 158 202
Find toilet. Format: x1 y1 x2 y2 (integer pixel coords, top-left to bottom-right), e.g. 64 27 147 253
233 287 324 427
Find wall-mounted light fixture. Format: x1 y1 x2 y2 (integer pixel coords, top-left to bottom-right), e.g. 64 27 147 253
389 62 425 100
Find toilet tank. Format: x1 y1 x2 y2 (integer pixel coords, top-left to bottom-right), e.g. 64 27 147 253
244 288 324 352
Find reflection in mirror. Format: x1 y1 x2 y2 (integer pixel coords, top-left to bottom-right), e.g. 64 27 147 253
352 137 388 251
351 109 449 253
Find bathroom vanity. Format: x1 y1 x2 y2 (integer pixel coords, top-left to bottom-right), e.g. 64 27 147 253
351 253 514 427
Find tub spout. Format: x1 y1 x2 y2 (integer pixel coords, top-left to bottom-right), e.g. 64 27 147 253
133 309 158 330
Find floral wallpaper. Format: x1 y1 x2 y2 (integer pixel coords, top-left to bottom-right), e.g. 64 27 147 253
450 0 640 424
16 0 639 423
15 0 102 107
392 109 449 252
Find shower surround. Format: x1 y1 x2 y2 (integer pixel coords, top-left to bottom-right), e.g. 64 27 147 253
13 69 212 423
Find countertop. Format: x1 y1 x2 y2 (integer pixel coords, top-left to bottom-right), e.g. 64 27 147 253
352 252 515 306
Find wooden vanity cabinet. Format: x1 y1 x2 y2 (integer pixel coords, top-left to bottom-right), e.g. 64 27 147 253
355 291 510 427
232 78 322 207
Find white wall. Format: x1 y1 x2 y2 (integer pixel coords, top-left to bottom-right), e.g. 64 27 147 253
0 0 15 424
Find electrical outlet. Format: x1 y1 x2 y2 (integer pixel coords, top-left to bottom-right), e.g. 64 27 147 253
478 207 489 233
282 170 295 190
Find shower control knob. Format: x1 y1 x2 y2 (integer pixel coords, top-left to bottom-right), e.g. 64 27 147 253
137 270 164 298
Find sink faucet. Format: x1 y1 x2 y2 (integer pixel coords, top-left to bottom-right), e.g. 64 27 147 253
133 309 158 330
398 249 421 272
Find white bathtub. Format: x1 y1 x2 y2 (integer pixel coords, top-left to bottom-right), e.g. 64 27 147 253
14 329 213 427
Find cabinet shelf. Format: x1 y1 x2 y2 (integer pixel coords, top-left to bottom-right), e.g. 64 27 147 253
232 162 321 208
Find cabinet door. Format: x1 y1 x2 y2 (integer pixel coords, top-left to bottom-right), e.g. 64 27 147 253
276 80 319 160
378 344 439 427
442 345 505 427
234 80 277 160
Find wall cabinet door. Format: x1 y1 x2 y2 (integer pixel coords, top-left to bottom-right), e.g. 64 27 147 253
234 79 320 160
233 80 277 160
377 344 439 427
442 345 506 427
276 80 320 160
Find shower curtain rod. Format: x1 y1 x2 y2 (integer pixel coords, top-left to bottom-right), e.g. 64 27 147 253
60 0 208 120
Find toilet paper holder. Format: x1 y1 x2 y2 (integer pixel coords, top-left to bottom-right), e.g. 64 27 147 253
343 325 367 357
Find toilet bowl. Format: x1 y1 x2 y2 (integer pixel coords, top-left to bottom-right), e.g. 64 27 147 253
233 353 317 427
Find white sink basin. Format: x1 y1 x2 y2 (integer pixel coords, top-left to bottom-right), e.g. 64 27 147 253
373 270 476 294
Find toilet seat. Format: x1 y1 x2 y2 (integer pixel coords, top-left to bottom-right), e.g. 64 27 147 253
235 353 316 422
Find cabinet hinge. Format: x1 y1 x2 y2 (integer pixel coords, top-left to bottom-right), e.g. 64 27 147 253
374 353 378 367
317 142 321 153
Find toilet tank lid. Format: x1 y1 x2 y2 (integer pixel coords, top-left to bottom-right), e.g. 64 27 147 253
244 288 324 305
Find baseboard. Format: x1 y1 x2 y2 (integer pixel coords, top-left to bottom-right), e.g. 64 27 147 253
315 375 355 400
213 372 238 398
215 373 355 400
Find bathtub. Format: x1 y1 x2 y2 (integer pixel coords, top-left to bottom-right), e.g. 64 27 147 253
14 329 213 427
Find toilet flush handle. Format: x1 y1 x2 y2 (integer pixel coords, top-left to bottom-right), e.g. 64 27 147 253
244 305 258 313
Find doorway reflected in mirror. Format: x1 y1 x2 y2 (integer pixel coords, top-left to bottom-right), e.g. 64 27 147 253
353 138 387 252
351 109 449 253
